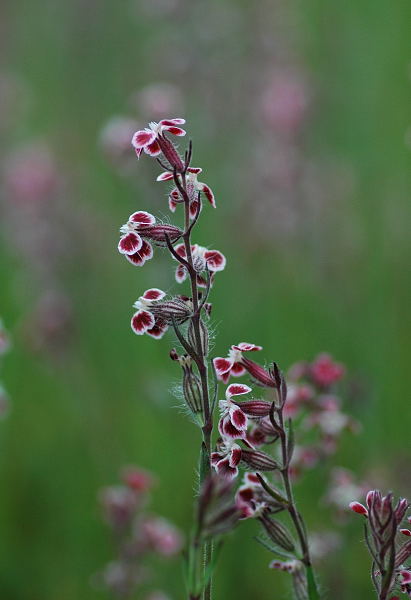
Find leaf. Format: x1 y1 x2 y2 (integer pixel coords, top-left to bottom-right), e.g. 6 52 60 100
306 565 320 600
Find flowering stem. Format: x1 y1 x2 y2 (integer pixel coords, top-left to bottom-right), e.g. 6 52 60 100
274 399 320 599
173 168 214 600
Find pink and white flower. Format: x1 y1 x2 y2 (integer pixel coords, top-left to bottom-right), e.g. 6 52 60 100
310 353 345 388
131 118 186 158
157 167 216 216
211 438 242 480
218 384 251 439
118 210 182 267
131 288 168 339
213 342 276 387
173 243 226 287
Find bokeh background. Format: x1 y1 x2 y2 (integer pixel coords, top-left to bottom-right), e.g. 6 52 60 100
1 0 411 598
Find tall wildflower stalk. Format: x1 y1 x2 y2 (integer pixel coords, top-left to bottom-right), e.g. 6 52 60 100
117 117 323 599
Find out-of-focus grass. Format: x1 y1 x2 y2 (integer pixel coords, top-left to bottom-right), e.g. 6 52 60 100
1 1 410 599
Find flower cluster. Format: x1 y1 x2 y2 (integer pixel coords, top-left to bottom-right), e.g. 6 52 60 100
97 466 182 599
350 490 411 598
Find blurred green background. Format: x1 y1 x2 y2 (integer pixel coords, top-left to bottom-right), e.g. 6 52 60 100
1 0 410 598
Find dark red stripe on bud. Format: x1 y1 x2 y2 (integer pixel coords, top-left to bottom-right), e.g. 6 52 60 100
140 224 183 245
180 357 203 414
396 540 411 567
241 357 276 388
150 299 192 325
259 514 295 552
233 400 272 417
157 135 184 172
240 449 279 471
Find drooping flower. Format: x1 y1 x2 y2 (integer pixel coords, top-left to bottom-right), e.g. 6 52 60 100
131 118 186 170
118 210 182 267
157 167 216 217
213 342 276 387
211 438 242 480
173 243 226 287
130 289 168 339
218 384 251 439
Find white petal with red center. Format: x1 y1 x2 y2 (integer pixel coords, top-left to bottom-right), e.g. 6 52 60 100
199 183 216 208
230 363 246 376
169 197 177 212
132 129 156 149
189 200 199 219
162 126 186 136
135 147 143 158
211 451 225 466
213 457 238 480
142 288 166 301
230 406 247 430
156 171 174 182
213 357 233 376
175 265 187 283
234 342 263 352
400 529 411 536
219 415 245 439
159 118 186 126
204 250 226 272
349 502 368 516
174 243 186 259
187 167 202 174
144 140 161 156
125 240 153 266
226 383 252 399
146 320 168 339
131 310 155 335
118 232 143 255
129 211 156 226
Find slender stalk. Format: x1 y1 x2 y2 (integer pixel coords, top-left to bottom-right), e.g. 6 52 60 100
173 167 213 600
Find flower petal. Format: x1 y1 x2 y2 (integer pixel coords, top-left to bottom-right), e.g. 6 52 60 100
187 167 202 174
204 250 226 272
213 457 238 480
118 232 143 255
142 288 166 301
349 502 368 516
230 363 247 376
229 446 242 467
234 342 263 352
169 197 177 212
199 183 216 208
146 319 168 339
126 240 153 266
156 171 174 182
129 211 156 226
219 415 245 439
162 126 186 136
230 406 248 430
226 383 252 399
144 140 161 156
189 199 200 219
159 118 186 126
131 310 155 335
213 357 233 376
132 129 156 149
175 264 187 283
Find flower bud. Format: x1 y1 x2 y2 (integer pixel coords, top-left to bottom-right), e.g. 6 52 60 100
233 399 272 417
150 298 192 325
188 318 209 356
180 356 203 414
240 449 279 471
260 513 295 552
140 224 183 245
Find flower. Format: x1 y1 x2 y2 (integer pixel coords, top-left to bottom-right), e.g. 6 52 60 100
218 384 251 439
156 167 216 217
213 342 276 387
131 118 186 170
211 438 242 480
118 210 182 267
310 353 345 388
131 289 168 339
173 243 226 287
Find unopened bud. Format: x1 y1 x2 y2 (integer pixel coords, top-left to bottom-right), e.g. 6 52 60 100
181 356 203 414
188 319 209 356
150 298 191 325
240 449 279 471
260 514 295 552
